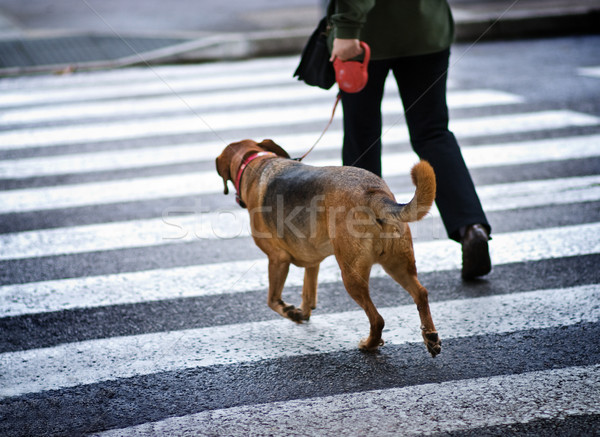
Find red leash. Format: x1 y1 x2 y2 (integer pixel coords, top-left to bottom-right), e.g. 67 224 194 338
235 42 371 205
294 92 341 162
296 42 370 162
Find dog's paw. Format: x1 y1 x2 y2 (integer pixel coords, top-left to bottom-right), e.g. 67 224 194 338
358 337 384 351
281 302 310 324
422 331 442 357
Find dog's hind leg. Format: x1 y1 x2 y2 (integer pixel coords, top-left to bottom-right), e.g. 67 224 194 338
336 256 385 351
267 256 309 323
299 265 319 321
380 257 442 357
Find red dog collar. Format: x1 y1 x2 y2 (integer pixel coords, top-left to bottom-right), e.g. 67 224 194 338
234 151 277 208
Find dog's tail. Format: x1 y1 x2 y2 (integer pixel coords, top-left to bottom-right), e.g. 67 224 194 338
380 161 436 223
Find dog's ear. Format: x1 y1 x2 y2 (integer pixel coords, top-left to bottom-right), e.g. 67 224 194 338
215 154 230 195
258 139 290 159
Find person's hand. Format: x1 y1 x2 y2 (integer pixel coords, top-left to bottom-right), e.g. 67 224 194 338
330 38 363 62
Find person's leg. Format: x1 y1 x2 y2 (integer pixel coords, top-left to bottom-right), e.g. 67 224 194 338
391 48 490 242
392 48 491 279
340 59 391 177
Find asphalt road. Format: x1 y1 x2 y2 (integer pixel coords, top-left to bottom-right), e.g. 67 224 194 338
1 35 599 435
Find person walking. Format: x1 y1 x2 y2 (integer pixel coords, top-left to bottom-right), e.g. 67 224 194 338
327 0 491 280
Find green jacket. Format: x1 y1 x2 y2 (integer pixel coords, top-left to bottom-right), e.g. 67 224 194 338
329 0 455 59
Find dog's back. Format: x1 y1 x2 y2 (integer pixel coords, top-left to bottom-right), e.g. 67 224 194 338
259 159 435 236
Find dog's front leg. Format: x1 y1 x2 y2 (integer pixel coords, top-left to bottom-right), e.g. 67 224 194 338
267 257 308 323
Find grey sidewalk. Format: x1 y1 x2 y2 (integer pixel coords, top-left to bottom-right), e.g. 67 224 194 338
0 0 598 75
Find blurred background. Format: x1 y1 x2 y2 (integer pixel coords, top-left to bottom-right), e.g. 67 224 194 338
0 0 598 74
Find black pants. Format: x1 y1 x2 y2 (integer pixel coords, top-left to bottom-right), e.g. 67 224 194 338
340 48 490 241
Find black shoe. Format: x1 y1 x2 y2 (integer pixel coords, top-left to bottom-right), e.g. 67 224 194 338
461 224 491 280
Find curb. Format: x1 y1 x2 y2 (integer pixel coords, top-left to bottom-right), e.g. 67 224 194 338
146 9 600 64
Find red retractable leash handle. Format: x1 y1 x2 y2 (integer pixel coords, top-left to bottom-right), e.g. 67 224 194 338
295 42 371 162
333 41 371 93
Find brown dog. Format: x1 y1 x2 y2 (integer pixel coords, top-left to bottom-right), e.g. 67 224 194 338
216 139 441 357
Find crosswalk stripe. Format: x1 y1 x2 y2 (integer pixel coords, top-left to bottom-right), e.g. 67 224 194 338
579 66 600 78
2 132 599 214
0 140 225 178
0 83 337 126
2 222 599 317
0 57 457 104
2 129 599 180
0 88 517 126
468 174 600 212
0 69 302 109
1 175 598 261
1 284 598 398
0 172 210 214
0 106 596 151
0 56 301 93
0 101 345 150
95 364 600 437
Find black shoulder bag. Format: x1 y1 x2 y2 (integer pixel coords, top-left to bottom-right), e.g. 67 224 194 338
293 8 336 90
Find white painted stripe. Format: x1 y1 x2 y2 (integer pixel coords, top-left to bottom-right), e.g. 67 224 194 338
579 66 600 78
0 83 337 126
316 133 600 177
2 222 599 317
0 88 516 126
2 131 599 214
0 108 596 151
0 100 346 150
1 175 599 261
0 57 455 99
95 365 600 437
0 69 299 108
0 141 227 178
462 174 600 213
1 129 599 180
0 172 214 214
0 56 301 92
456 134 600 170
419 174 600 219
1 284 598 398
